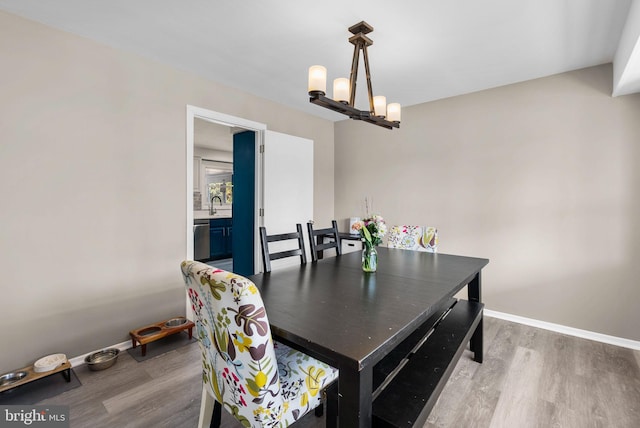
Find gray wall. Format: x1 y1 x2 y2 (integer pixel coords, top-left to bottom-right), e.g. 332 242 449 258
0 11 334 373
335 64 640 342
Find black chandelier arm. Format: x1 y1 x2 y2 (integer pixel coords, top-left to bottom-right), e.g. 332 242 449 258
361 45 375 114
349 42 361 107
309 93 399 129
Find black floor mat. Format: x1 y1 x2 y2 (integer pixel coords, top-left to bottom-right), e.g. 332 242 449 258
0 369 81 405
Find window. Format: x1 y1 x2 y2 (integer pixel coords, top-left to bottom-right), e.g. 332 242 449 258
202 160 232 207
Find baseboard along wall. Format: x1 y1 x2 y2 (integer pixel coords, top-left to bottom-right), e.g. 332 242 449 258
484 309 640 351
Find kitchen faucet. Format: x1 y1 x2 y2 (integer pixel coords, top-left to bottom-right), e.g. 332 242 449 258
209 195 222 215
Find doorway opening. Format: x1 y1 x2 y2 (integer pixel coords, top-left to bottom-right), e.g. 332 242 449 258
185 106 266 279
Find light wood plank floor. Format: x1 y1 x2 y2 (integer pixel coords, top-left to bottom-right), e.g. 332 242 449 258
36 317 640 427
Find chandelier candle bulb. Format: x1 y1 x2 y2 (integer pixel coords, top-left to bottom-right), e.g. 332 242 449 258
373 95 387 117
387 103 401 122
333 77 350 103
308 65 327 95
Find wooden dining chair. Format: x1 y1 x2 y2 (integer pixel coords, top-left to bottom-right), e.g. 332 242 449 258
307 220 342 262
387 225 438 253
259 224 307 273
180 260 339 428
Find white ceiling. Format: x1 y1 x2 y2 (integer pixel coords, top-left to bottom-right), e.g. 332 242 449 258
1 0 638 121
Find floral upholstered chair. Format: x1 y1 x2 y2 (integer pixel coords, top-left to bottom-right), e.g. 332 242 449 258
387 225 438 253
181 261 338 428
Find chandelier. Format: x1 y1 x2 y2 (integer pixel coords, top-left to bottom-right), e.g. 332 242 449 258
307 21 401 130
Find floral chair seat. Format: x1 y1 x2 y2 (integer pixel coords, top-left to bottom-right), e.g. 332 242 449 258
181 260 338 428
387 225 438 253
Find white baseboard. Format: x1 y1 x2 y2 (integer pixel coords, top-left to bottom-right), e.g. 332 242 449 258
484 309 640 351
68 340 132 368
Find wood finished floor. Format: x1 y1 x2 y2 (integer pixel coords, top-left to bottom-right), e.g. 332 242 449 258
35 317 640 427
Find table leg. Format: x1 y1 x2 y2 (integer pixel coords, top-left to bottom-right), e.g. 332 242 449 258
337 364 372 428
467 271 482 303
62 368 71 382
468 272 483 363
471 317 484 363
325 381 338 428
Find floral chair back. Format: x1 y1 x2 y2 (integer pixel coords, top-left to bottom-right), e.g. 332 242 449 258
181 260 337 428
387 225 438 253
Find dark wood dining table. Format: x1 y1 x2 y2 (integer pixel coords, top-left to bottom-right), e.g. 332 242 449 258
249 246 489 427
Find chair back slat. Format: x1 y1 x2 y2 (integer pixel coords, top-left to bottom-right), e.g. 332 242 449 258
266 231 302 242
313 242 340 252
269 248 305 261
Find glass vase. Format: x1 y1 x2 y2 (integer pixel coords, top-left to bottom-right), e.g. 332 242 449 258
362 245 378 272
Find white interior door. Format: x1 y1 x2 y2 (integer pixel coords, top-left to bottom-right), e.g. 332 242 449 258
261 130 313 271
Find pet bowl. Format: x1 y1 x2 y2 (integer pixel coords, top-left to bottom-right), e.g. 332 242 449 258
85 349 119 371
137 326 162 336
164 317 188 328
0 371 28 387
34 353 67 373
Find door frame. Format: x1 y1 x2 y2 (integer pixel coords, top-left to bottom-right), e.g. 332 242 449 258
185 105 266 272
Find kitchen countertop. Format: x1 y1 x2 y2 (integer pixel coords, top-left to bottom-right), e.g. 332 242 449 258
194 210 232 220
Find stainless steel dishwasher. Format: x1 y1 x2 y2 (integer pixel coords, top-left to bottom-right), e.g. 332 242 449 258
194 219 210 261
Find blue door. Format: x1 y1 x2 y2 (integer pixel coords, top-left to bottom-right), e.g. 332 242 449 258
232 131 255 276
